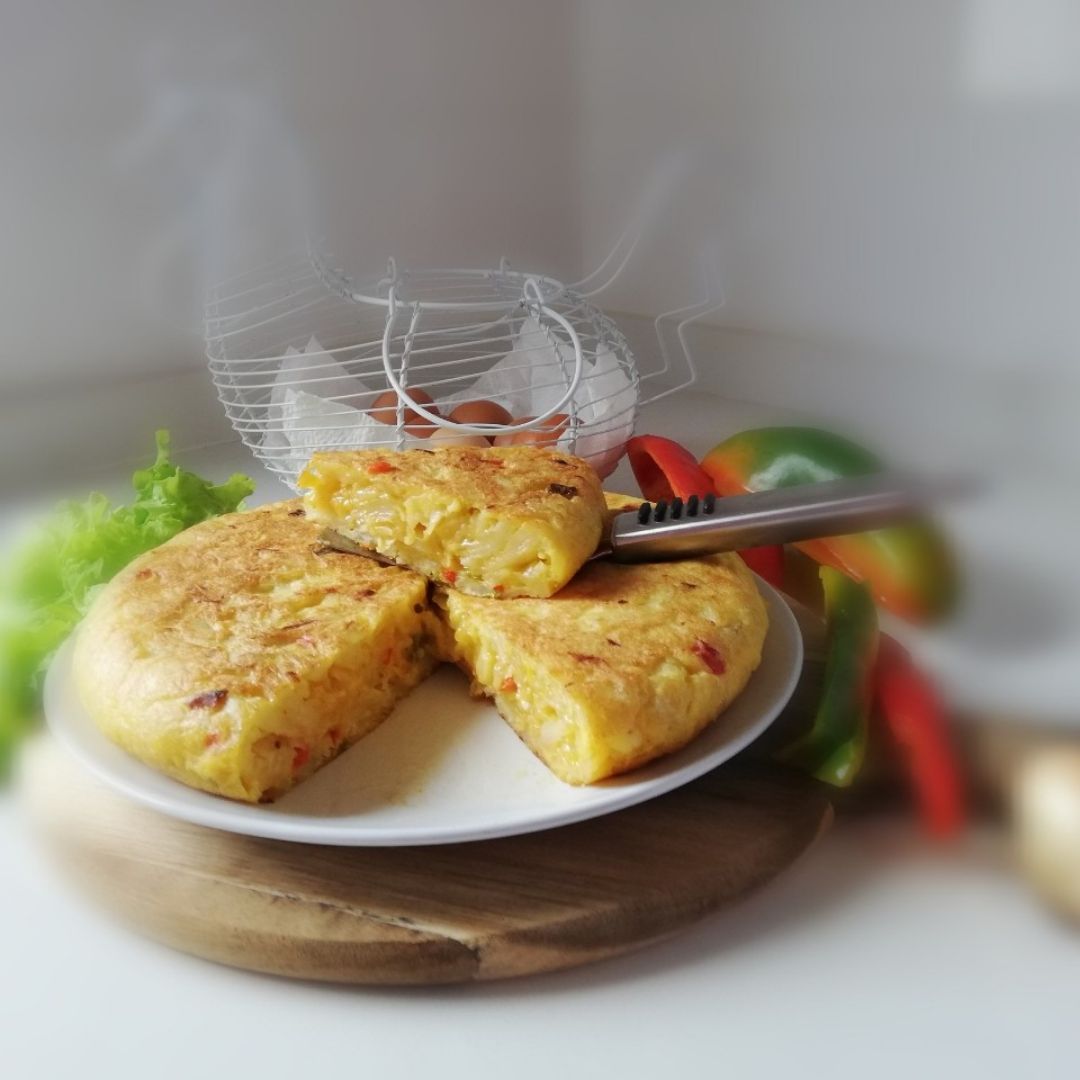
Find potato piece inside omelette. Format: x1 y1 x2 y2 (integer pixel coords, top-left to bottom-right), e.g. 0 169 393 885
73 501 442 803
437 538 769 785
299 445 606 599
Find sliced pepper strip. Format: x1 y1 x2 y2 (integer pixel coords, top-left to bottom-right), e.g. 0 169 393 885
780 566 879 787
875 636 965 838
738 545 785 585
625 435 785 589
626 434 712 502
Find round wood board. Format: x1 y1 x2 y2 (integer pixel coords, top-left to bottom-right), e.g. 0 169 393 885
23 736 830 985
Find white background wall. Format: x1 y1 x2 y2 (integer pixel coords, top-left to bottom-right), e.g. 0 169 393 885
579 1 1080 373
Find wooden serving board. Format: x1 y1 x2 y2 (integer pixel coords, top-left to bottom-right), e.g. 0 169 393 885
25 737 830 985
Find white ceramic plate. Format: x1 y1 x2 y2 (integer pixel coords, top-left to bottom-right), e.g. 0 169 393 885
45 581 802 847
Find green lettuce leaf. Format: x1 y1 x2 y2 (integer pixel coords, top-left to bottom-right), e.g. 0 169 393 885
0 431 254 776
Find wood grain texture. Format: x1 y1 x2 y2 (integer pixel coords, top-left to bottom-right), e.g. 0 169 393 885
24 737 830 985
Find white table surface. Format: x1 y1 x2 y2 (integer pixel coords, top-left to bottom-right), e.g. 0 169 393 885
4 409 1079 1080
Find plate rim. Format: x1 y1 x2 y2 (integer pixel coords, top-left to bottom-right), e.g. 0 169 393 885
44 579 803 847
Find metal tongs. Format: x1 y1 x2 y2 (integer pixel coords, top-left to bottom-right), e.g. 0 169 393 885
598 473 965 563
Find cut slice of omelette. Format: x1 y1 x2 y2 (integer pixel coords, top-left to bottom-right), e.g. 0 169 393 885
299 445 606 598
73 501 442 803
437 527 769 785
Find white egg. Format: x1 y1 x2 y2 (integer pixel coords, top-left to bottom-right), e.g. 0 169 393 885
426 428 491 449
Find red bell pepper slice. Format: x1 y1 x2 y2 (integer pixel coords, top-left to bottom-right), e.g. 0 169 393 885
875 636 965 838
738 545 785 585
625 435 785 589
626 435 711 502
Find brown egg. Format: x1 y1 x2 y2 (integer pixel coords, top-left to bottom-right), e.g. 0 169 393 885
493 413 569 448
370 388 441 437
447 399 514 441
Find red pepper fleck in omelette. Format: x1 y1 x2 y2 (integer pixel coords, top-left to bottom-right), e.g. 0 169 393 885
691 640 727 675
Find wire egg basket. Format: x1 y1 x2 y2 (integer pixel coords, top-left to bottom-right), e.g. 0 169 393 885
206 227 714 486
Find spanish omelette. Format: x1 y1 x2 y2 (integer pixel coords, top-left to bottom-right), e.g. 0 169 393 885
74 488 769 799
72 501 441 803
437 491 769 784
299 445 606 598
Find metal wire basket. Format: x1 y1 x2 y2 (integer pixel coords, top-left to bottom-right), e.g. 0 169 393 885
206 226 715 486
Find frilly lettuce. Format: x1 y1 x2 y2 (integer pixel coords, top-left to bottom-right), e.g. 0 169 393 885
0 431 254 775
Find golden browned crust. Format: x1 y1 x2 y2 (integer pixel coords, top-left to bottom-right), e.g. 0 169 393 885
603 490 644 514
439 546 769 783
73 501 438 802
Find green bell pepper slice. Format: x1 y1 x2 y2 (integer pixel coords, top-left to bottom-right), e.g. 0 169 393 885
780 566 879 787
